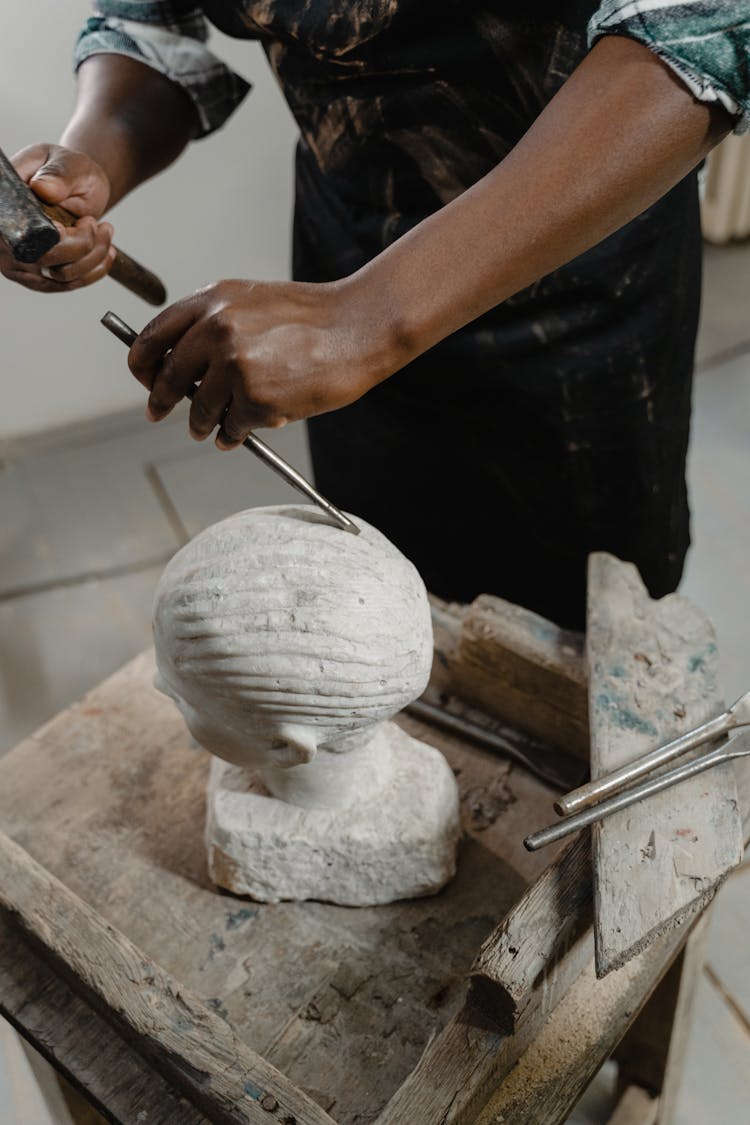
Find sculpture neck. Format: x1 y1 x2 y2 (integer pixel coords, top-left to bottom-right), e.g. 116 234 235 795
260 725 392 810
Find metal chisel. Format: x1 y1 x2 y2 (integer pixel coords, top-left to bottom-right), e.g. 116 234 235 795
101 311 360 535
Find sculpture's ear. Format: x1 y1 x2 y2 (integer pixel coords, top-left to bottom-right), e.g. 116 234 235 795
271 723 318 768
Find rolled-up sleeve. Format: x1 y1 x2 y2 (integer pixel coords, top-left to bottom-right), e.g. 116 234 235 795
74 3 251 137
588 1 750 134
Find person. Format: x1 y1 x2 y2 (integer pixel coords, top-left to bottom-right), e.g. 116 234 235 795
2 2 747 629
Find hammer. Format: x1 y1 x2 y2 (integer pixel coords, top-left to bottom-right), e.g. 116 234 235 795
0 144 166 305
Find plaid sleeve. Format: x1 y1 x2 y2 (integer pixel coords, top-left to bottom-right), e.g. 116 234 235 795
74 3 251 137
588 1 750 134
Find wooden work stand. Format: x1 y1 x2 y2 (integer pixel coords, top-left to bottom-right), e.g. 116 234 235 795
0 554 746 1125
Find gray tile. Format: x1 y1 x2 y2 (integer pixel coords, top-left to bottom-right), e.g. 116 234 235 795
704 865 750 1027
697 241 750 368
0 418 187 597
0 565 162 756
670 971 750 1125
152 420 314 538
681 351 750 703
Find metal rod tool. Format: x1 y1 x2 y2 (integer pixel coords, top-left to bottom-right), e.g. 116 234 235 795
556 689 750 815
101 311 360 535
406 696 587 791
524 691 750 851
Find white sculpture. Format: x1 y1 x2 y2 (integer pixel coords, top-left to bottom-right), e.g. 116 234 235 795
152 505 461 905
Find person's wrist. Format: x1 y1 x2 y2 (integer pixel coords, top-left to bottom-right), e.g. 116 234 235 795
331 264 425 393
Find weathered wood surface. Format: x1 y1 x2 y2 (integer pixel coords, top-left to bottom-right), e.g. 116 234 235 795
0 828 337 1125
0 644 555 1123
468 833 592 1032
374 926 595 1124
0 578 740 1125
0 913 208 1125
612 910 710 1111
654 911 713 1125
454 593 589 760
586 553 743 976
472 913 701 1125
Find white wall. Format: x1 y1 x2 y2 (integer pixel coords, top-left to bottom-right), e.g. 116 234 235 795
0 5 299 439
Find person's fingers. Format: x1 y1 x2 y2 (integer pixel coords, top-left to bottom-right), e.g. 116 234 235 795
216 402 255 450
145 317 223 419
13 145 110 218
11 147 53 183
41 222 114 283
187 374 232 441
0 264 60 293
1 244 116 293
48 245 117 291
129 297 204 392
35 216 105 266
1 216 115 292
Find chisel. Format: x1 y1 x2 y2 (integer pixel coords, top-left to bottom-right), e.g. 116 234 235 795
101 311 360 535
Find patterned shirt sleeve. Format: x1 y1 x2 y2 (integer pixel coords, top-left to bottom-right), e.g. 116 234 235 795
588 1 750 134
73 3 251 137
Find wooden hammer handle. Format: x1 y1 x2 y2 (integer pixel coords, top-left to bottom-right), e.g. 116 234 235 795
43 201 167 307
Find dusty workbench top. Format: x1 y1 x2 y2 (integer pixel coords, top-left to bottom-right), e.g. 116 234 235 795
0 645 558 1122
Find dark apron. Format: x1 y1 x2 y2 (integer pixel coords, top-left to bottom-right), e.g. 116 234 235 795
210 1 704 629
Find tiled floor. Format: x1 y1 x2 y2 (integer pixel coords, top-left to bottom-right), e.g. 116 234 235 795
0 239 748 1122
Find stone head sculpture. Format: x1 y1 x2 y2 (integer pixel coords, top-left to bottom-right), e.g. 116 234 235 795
153 505 460 904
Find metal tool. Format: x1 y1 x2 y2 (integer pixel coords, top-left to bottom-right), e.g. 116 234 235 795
101 311 360 535
524 690 750 851
0 144 166 305
556 689 750 816
406 696 587 791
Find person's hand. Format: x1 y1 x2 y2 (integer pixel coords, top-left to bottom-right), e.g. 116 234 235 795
128 279 398 447
0 143 115 292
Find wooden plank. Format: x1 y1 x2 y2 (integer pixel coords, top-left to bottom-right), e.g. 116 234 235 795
468 833 592 1032
0 647 554 1121
453 593 589 760
374 928 595 1124
586 553 743 976
613 911 710 1109
472 915 698 1125
0 829 336 1125
656 912 713 1124
422 599 586 792
2 581 733 1125
0 914 207 1125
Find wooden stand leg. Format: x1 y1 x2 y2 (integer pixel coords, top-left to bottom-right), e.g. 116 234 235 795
611 912 711 1119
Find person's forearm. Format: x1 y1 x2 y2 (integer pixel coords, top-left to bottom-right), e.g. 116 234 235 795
355 35 731 373
60 54 199 207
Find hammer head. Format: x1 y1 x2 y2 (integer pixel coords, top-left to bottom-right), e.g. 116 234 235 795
0 145 60 263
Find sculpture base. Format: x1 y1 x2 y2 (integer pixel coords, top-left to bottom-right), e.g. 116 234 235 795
206 724 461 905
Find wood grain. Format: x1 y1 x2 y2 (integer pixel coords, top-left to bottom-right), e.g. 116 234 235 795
0 913 208 1125
472 914 699 1125
454 594 589 760
469 833 592 1033
0 645 550 1122
0 578 742 1124
586 553 743 976
0 828 336 1125
375 927 594 1124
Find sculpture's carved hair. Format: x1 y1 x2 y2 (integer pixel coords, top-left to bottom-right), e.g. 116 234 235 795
153 507 432 726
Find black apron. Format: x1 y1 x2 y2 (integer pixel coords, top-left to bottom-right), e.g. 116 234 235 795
206 0 702 628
